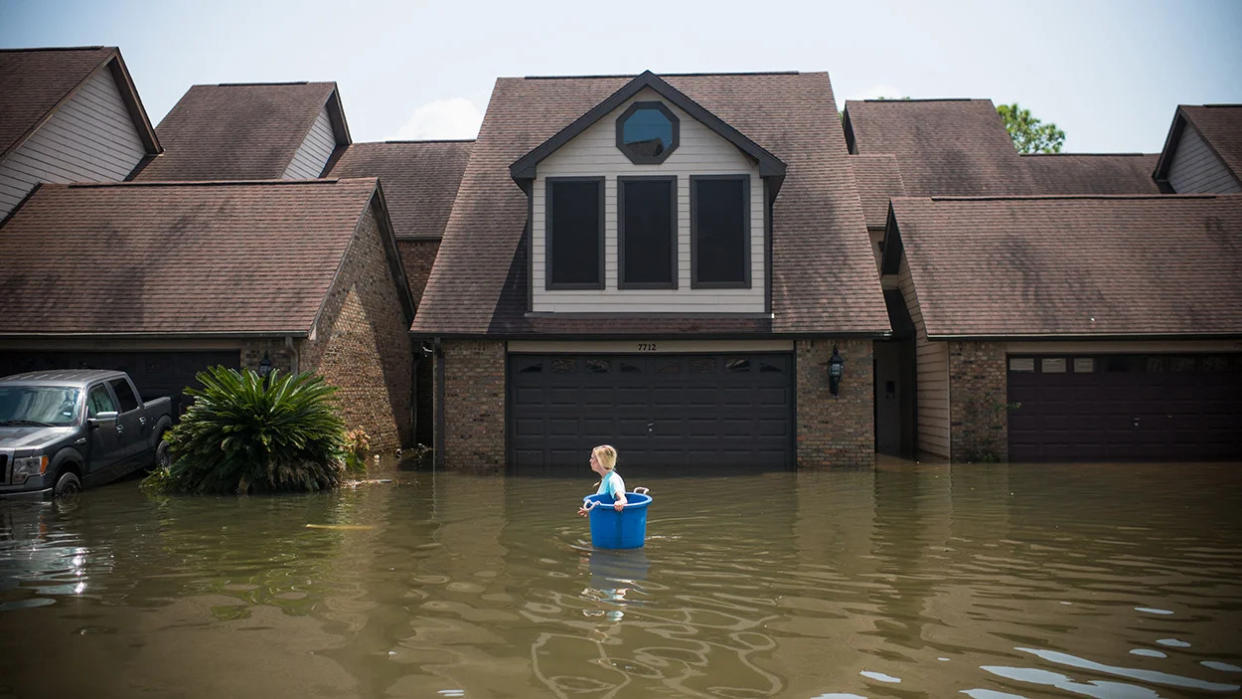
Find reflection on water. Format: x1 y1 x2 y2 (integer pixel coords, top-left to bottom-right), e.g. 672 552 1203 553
2 461 1241 697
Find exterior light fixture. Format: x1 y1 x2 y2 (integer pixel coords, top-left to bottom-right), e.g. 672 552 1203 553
257 352 274 379
828 346 844 396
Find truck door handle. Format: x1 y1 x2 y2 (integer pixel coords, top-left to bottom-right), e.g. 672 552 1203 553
116 424 124 434
139 416 147 426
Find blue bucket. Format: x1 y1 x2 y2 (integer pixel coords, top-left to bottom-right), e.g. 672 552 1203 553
583 489 652 549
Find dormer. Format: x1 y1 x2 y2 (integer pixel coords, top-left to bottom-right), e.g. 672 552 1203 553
0 47 161 220
1153 105 1242 194
510 71 785 314
134 81 350 182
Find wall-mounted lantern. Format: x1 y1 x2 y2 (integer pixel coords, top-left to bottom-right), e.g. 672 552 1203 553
257 352 274 379
828 346 844 396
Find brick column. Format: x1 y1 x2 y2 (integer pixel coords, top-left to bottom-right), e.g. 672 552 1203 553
440 340 506 473
796 338 875 468
948 341 1008 462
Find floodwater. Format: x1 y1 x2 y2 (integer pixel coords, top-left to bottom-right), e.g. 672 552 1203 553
2 461 1241 698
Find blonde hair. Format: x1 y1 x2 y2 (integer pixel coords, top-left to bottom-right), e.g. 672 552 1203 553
592 444 618 471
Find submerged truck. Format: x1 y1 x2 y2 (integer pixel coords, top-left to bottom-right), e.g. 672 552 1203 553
0 370 172 497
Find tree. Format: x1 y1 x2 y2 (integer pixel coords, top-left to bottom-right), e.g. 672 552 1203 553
997 103 1066 154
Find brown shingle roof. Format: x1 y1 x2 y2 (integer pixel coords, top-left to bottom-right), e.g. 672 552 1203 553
0 178 381 335
327 140 472 239
1023 153 1161 194
134 82 344 181
843 99 1035 196
849 154 905 228
889 194 1242 338
0 46 159 160
413 72 888 337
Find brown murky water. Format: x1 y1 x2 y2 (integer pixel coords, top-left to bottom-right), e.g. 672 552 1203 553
2 460 1241 698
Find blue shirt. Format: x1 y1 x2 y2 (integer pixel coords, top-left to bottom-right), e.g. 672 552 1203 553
596 470 626 501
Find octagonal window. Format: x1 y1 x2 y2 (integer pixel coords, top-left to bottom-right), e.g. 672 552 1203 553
616 101 679 164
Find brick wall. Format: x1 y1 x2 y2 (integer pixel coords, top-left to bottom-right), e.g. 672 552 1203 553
240 341 295 374
440 339 505 473
796 338 875 468
396 239 440 310
299 204 414 453
948 341 1008 462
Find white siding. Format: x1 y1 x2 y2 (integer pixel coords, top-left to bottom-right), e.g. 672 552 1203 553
1168 124 1242 194
0 65 147 219
898 257 950 458
532 88 766 313
282 104 337 179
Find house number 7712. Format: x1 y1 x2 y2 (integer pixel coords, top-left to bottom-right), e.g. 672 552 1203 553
637 343 657 351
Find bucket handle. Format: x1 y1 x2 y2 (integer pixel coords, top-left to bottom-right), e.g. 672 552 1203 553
582 499 600 512
633 487 649 495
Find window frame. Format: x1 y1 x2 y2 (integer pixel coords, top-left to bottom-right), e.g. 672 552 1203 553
690 174 752 289
615 101 680 165
544 176 606 290
618 175 678 290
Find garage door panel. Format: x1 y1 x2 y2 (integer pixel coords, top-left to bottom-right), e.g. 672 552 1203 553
509 353 793 474
1009 353 1242 462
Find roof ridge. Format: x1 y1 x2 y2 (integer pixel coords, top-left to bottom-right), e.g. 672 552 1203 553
1021 152 1154 157
380 139 476 144
213 81 318 87
856 97 980 103
925 193 1218 202
522 70 800 80
64 178 361 189
0 46 111 53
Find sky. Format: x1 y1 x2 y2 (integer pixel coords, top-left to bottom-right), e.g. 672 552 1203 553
3 0 1240 153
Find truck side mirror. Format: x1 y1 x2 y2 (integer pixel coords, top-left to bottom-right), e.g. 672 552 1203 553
88 411 118 428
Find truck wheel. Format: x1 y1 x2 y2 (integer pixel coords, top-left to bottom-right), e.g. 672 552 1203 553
155 436 171 470
54 471 82 497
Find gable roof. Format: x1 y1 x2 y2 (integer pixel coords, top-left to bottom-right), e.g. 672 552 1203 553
849 154 906 229
886 194 1242 338
326 140 473 240
1022 153 1161 194
843 98 1035 196
509 71 786 180
134 82 349 181
0 178 411 336
1154 105 1242 186
0 46 160 161
413 71 888 337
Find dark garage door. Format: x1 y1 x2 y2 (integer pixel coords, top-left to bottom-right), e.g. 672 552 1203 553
1008 353 1242 462
0 350 240 417
509 353 794 474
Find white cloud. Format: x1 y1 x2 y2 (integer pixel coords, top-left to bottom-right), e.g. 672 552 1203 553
394 98 484 140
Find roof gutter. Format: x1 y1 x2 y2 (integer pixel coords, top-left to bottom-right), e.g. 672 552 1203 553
0 331 310 340
926 332 1242 342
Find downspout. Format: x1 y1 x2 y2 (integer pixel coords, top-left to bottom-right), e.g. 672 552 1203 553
285 336 299 373
434 337 445 470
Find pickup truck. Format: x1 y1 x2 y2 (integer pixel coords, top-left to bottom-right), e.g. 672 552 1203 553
0 369 172 498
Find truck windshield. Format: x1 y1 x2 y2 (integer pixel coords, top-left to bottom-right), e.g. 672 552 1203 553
0 387 81 427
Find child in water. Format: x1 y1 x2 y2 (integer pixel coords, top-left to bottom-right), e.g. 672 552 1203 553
577 444 627 516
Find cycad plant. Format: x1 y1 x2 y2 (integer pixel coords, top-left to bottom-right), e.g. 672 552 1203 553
155 366 346 494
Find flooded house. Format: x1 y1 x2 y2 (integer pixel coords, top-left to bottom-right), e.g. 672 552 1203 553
2 48 1240 468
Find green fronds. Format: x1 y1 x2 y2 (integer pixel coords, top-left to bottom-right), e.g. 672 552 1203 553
154 366 347 495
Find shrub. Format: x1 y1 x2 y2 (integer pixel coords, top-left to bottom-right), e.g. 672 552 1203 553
149 366 346 494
